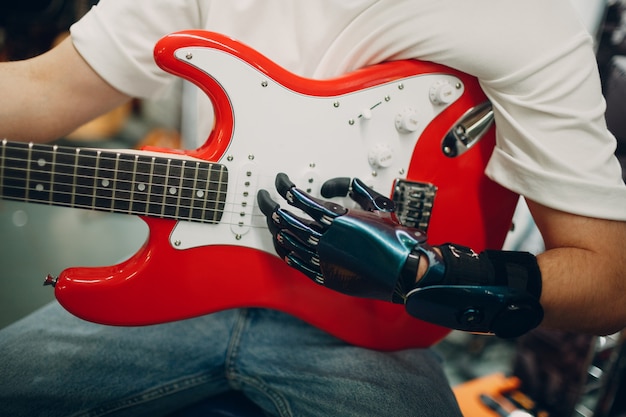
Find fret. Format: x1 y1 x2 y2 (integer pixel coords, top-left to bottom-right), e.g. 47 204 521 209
173 160 186 219
2 142 31 201
205 164 228 223
201 164 215 222
0 139 7 196
28 143 55 204
190 161 208 222
90 151 101 209
129 155 138 214
110 153 120 211
70 148 80 207
74 148 98 209
0 140 5 198
111 153 136 213
25 144 33 201
177 160 196 220
163 158 182 219
130 155 152 216
49 145 57 205
0 140 229 223
52 146 80 206
93 151 117 210
148 156 167 217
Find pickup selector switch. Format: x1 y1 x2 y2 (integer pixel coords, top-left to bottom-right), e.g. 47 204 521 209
395 108 419 133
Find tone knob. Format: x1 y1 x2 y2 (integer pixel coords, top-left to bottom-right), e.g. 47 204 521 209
368 143 394 168
394 108 419 133
429 80 455 105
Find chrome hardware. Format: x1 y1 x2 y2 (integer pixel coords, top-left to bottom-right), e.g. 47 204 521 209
442 101 494 157
392 180 437 231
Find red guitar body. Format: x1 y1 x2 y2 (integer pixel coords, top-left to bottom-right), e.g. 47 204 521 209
49 31 518 350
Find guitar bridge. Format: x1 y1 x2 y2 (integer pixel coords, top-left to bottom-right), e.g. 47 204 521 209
392 179 437 231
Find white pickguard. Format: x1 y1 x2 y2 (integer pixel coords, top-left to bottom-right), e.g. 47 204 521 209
168 46 464 252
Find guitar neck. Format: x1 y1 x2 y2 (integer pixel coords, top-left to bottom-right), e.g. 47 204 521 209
0 139 228 223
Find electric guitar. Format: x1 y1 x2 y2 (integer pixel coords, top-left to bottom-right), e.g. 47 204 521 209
0 31 519 350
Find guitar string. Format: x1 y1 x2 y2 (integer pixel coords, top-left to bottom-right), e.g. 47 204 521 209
0 185 275 229
1 145 347 224
0 173 275 218
0 163 287 203
1 167 304 225
0 145 323 195
0 146 293 193
0 166 230 204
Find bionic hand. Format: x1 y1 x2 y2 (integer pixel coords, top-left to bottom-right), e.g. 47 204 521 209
258 174 543 338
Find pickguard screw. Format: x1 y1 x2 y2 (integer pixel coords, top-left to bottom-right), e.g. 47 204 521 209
333 101 340 108
174 240 182 247
261 81 268 87
398 83 404 90
185 53 193 60
227 155 234 162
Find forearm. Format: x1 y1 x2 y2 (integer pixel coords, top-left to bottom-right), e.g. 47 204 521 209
0 37 130 142
414 204 626 336
415 243 625 336
0 60 60 142
530 200 626 334
537 244 626 335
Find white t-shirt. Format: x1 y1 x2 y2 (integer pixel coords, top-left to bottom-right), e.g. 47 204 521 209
70 0 626 221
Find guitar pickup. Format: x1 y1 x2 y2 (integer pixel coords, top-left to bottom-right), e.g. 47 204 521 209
230 163 257 237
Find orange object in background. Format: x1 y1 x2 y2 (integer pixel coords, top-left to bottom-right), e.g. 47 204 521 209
454 373 523 417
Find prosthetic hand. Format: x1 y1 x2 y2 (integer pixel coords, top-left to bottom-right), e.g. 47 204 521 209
258 174 543 338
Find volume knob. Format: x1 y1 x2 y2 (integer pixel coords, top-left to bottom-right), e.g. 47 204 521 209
368 143 394 168
395 108 419 133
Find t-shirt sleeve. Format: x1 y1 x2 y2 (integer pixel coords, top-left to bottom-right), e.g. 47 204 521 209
69 0 203 99
481 32 626 221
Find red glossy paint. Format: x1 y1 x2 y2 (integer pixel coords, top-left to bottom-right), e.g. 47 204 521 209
51 31 518 350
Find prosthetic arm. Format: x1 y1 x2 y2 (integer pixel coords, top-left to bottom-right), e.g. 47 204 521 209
258 174 543 338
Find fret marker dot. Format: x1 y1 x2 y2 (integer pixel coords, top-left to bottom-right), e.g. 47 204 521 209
35 184 44 192
137 183 146 192
37 158 46 167
196 190 205 198
169 187 177 195
101 179 110 187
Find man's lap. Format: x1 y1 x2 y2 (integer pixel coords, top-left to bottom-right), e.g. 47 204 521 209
0 302 461 417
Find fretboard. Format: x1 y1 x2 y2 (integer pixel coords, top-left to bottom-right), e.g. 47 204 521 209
0 140 228 223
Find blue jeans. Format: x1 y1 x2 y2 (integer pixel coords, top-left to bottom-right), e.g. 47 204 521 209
0 302 462 417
